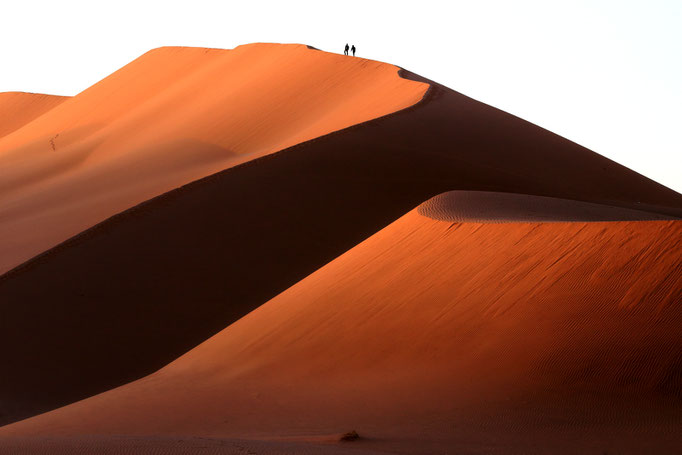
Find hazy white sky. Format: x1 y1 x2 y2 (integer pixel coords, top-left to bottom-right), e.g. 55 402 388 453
1 0 680 193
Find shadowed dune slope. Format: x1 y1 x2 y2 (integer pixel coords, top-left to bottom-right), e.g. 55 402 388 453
1 51 682 426
0 43 427 274
3 204 680 455
0 92 69 138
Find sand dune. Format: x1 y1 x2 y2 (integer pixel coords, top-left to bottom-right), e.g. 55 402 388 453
3 200 680 454
0 43 427 274
0 92 69 139
1 44 681 428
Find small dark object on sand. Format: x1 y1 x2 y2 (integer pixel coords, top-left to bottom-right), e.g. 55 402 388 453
340 430 360 441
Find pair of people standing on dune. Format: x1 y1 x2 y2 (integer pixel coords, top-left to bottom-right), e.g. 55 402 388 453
344 43 356 56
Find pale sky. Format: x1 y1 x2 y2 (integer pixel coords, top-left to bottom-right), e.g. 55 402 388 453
1 0 680 193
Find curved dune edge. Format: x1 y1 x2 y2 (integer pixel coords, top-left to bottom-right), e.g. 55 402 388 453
0 43 428 274
418 190 680 223
0 92 70 139
0 48 681 430
2 211 680 454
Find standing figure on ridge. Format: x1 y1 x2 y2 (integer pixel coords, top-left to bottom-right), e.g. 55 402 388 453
351 45 356 56
344 43 349 55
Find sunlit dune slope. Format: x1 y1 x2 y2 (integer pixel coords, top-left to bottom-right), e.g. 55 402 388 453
0 92 69 139
4 197 680 454
2 53 682 427
0 43 427 274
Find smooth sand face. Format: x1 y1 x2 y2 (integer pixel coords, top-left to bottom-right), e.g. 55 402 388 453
0 44 427 274
0 92 69 139
4 202 680 454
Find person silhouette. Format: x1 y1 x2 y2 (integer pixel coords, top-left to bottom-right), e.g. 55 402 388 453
344 43 349 55
351 45 356 56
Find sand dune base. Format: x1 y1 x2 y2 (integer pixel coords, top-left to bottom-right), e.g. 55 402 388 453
0 436 387 455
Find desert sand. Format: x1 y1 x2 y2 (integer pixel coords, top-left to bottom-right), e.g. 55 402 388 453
0 92 69 138
1 44 681 454
0 435 389 455
0 43 427 275
2 194 680 454
1 45 681 428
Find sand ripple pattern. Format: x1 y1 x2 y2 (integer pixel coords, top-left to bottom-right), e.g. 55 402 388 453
418 191 679 223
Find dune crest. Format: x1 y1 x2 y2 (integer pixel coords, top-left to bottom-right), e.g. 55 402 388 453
1 44 681 433
418 190 679 222
0 43 427 274
0 92 69 139
3 205 680 454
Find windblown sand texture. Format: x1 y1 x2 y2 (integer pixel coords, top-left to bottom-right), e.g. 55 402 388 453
0 43 681 454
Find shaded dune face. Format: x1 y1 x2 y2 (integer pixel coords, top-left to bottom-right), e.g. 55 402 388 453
0 92 70 139
0 44 427 274
3 208 680 455
1 45 682 427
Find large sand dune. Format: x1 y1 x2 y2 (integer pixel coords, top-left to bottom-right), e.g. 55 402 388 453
0 43 427 274
1 44 681 429
0 92 69 138
2 197 680 454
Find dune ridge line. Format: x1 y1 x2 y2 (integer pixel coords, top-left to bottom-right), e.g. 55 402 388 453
417 190 681 223
0 43 428 275
0 43 680 434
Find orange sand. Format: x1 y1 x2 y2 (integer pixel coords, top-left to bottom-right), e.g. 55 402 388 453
3 197 680 454
0 44 427 274
0 92 69 138
2 45 682 454
2 46 682 428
